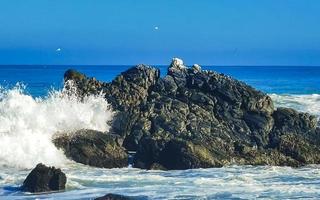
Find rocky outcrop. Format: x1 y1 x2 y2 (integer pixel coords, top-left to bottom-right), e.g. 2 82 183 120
53 129 128 168
22 163 66 193
270 108 320 163
60 58 320 169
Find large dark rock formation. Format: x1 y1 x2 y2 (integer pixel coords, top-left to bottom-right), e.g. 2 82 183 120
53 129 128 168
59 58 320 170
22 163 66 193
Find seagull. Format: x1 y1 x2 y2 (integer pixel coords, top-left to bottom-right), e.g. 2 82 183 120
56 48 62 52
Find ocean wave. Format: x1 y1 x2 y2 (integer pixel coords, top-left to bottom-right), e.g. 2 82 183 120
0 82 113 169
270 93 320 118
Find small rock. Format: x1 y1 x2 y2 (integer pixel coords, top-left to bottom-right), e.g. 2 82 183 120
22 163 66 193
149 163 166 170
64 69 86 82
95 193 146 200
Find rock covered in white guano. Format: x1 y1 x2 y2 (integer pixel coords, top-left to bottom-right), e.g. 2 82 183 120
170 57 186 70
192 64 201 73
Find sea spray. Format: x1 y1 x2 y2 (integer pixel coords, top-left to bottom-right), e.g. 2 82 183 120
270 94 320 120
0 82 113 169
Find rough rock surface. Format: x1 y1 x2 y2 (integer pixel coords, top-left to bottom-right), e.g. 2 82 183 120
53 129 128 168
60 58 320 169
22 163 66 193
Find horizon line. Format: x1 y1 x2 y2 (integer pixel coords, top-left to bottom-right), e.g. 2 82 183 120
0 64 320 67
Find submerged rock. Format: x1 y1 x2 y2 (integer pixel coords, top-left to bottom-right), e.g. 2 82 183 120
22 163 66 193
95 193 146 200
53 129 128 168
59 58 320 169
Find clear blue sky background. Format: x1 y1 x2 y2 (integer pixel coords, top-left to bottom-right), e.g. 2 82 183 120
0 0 319 65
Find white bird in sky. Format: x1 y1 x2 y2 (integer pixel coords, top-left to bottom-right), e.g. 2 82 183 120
56 48 62 52
154 26 159 30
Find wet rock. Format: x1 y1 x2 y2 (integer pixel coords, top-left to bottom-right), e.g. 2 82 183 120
269 107 318 148
149 163 166 170
95 193 149 200
277 134 320 164
22 163 66 193
95 193 137 200
64 69 104 96
158 139 222 170
53 130 128 168
273 107 317 134
133 137 166 169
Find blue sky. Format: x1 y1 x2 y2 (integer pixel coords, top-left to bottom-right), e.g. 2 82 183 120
0 0 319 65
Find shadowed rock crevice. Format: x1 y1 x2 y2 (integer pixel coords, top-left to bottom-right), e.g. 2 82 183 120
60 58 320 170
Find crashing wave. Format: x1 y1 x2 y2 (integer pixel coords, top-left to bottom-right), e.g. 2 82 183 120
270 93 320 119
0 82 113 169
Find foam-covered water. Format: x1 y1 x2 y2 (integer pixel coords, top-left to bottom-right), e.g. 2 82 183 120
0 82 113 169
1 164 320 199
271 94 320 118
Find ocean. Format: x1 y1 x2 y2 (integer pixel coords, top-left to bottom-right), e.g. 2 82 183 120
0 65 320 199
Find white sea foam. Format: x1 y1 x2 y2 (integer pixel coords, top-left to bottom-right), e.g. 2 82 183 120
270 93 320 118
0 82 113 169
2 164 320 199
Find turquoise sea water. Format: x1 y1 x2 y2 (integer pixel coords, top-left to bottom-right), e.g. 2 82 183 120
0 65 320 199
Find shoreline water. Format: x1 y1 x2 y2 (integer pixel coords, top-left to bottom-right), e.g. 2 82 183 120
2 163 320 199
